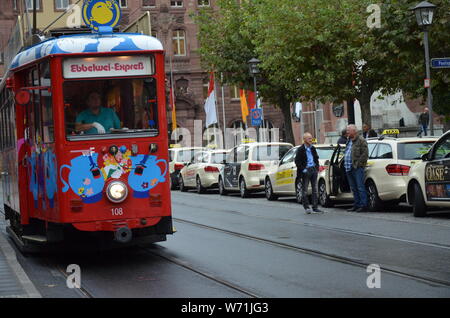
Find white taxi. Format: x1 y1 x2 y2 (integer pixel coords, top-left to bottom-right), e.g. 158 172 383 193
406 130 450 217
218 142 293 198
169 146 205 190
178 149 229 193
264 144 336 203
318 132 438 211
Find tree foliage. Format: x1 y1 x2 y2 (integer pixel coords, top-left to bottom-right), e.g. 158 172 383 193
194 0 450 139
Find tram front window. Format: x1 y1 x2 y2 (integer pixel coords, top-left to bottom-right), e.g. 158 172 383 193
64 77 158 139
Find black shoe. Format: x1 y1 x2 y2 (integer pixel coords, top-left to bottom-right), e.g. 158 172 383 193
313 208 323 213
347 207 358 212
356 207 368 212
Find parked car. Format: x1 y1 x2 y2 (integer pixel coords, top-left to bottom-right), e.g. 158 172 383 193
406 130 450 217
264 144 336 203
169 146 204 190
318 135 438 211
218 142 293 198
179 149 229 193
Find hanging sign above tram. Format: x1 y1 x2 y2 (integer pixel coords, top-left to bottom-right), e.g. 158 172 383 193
63 56 154 79
82 0 121 32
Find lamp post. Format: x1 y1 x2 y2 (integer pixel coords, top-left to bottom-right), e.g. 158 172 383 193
248 58 263 141
412 1 437 136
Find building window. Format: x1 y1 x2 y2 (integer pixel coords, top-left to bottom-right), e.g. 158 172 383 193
172 30 186 56
198 0 210 7
143 0 156 7
13 0 18 11
119 0 127 8
230 85 239 100
55 0 69 10
26 0 40 10
171 1 183 7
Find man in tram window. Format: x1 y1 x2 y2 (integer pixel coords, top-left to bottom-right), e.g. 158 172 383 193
75 92 121 134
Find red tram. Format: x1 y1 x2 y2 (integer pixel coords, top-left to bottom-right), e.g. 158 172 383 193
0 32 173 250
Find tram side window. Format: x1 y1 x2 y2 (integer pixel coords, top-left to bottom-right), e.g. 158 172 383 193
63 77 159 138
40 61 54 143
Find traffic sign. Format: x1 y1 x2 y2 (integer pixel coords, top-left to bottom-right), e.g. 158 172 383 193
431 58 450 69
251 108 263 127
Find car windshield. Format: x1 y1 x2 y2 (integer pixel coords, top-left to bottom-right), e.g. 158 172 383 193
211 152 228 164
64 77 158 139
252 145 292 161
178 149 203 162
316 147 335 160
397 142 435 160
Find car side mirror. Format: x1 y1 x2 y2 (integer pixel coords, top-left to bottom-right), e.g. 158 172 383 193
324 159 330 166
221 160 227 164
421 153 429 161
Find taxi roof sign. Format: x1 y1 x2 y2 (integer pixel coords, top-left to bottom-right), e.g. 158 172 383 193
382 129 400 136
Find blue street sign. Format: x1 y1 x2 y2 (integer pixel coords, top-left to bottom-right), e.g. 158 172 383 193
431 58 450 69
251 108 263 127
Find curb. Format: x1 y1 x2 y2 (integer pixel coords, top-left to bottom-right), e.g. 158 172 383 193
0 230 42 298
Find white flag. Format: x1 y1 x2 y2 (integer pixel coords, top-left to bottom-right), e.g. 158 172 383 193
204 73 217 127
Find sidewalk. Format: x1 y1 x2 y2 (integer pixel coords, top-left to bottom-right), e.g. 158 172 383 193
0 224 41 298
0 184 41 297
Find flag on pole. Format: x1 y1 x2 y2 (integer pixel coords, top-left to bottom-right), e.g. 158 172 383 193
204 72 217 127
247 90 256 110
240 89 249 123
170 85 177 132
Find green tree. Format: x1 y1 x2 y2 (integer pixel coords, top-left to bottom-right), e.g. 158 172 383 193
194 0 297 144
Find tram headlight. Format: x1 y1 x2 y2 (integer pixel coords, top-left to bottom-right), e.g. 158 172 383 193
106 181 128 203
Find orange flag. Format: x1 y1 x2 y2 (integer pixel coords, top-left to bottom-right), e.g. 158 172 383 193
170 85 177 131
240 89 249 123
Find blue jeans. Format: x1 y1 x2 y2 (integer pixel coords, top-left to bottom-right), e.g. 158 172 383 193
346 168 368 208
417 125 428 136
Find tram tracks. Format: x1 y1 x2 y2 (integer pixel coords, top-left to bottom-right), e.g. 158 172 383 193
141 246 261 298
173 217 450 289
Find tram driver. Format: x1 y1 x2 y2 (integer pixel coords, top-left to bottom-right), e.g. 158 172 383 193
75 92 121 134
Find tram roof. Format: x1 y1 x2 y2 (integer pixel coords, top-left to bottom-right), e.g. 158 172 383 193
10 33 163 70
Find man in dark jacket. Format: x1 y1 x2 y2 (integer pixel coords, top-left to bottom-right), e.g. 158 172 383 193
417 107 430 137
337 128 348 144
295 132 322 214
362 124 377 139
344 125 369 212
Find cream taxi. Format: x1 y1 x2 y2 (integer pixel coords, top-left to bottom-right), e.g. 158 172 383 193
218 142 293 198
406 130 450 217
264 144 336 203
318 131 438 211
178 149 229 193
169 145 205 190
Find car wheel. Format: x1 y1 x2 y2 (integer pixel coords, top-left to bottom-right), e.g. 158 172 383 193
196 176 206 194
295 179 303 204
366 180 382 212
413 182 427 217
219 177 228 196
319 179 333 207
239 177 249 198
179 176 187 192
265 178 278 201
170 176 177 190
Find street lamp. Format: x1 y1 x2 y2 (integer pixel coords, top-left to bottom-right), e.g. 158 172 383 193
248 58 264 140
412 1 437 136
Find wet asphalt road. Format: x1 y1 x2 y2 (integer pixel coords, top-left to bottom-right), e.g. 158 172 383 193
2 189 450 298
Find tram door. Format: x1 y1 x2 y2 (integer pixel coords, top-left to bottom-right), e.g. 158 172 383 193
23 62 54 215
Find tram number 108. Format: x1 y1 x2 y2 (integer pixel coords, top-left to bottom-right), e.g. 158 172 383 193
111 208 124 216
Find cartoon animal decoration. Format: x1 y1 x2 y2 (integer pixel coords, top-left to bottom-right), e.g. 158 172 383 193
128 155 168 198
60 153 105 203
27 152 38 208
44 150 57 208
